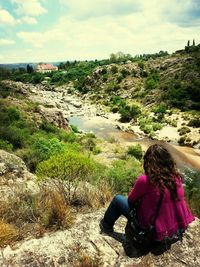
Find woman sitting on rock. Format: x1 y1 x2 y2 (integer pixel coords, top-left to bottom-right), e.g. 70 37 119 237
100 144 195 251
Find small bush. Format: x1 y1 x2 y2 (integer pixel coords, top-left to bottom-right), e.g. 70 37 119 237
36 151 96 203
178 135 186 145
127 144 143 160
184 169 200 217
111 105 119 113
92 146 101 155
57 130 77 143
152 122 163 131
111 65 118 74
39 121 59 134
102 74 109 82
169 119 177 127
19 137 66 171
0 139 13 151
187 118 200 127
138 62 144 69
106 158 143 194
153 104 167 114
119 104 141 123
121 68 130 78
116 75 123 83
178 126 191 136
142 124 153 134
70 124 79 133
0 126 30 149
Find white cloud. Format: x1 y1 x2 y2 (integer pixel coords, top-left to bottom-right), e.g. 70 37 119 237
21 16 38 25
3 0 200 63
16 10 200 62
0 7 16 25
0 38 15 45
60 0 140 19
11 0 47 17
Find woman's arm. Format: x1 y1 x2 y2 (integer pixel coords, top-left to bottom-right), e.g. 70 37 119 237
128 174 148 203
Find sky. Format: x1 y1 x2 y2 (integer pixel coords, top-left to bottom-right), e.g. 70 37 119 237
0 0 200 63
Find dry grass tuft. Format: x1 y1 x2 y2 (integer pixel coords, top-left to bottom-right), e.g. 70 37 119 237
73 253 103 267
69 243 103 267
0 220 20 247
35 188 74 228
0 186 74 245
73 179 113 209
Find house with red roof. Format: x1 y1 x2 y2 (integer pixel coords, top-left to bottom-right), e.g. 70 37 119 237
36 63 58 73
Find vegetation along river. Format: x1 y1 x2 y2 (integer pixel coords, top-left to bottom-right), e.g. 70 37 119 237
69 115 200 172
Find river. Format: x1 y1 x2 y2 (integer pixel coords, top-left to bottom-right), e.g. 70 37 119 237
69 115 200 172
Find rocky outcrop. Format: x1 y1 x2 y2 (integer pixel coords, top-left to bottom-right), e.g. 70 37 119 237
0 150 39 201
38 105 71 130
0 208 199 267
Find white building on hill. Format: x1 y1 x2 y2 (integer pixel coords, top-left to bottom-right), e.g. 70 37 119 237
36 63 58 73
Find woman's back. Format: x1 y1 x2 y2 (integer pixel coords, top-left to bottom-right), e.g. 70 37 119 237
128 174 195 241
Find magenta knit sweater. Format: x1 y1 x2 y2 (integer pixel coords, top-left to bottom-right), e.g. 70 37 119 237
128 174 195 241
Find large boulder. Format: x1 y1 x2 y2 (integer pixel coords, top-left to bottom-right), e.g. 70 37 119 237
38 106 71 131
0 150 39 201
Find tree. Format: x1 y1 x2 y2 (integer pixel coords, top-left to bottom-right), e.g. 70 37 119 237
110 53 117 63
193 39 195 46
187 40 190 47
27 64 33 73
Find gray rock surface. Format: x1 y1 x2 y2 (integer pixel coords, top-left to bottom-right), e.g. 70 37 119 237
0 209 199 267
0 150 39 201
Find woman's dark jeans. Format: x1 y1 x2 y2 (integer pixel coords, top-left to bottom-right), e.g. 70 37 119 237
103 195 131 229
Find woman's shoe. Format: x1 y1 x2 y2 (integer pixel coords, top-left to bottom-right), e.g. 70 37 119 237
99 219 114 234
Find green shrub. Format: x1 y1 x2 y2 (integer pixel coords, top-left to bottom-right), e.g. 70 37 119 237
178 126 191 136
187 118 200 127
106 82 120 92
70 124 79 133
110 96 126 108
33 137 65 158
119 104 141 123
39 121 59 134
178 135 186 145
145 70 160 91
20 137 66 171
153 104 167 114
59 131 77 143
169 119 177 127
92 146 101 155
116 75 123 83
0 126 30 149
184 168 200 216
36 151 96 203
121 68 130 78
127 144 143 160
152 122 163 131
102 74 109 82
111 105 119 113
106 158 143 194
142 124 153 134
111 65 118 74
0 140 13 151
138 62 144 69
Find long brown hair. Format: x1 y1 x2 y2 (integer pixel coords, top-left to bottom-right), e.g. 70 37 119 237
143 144 180 199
